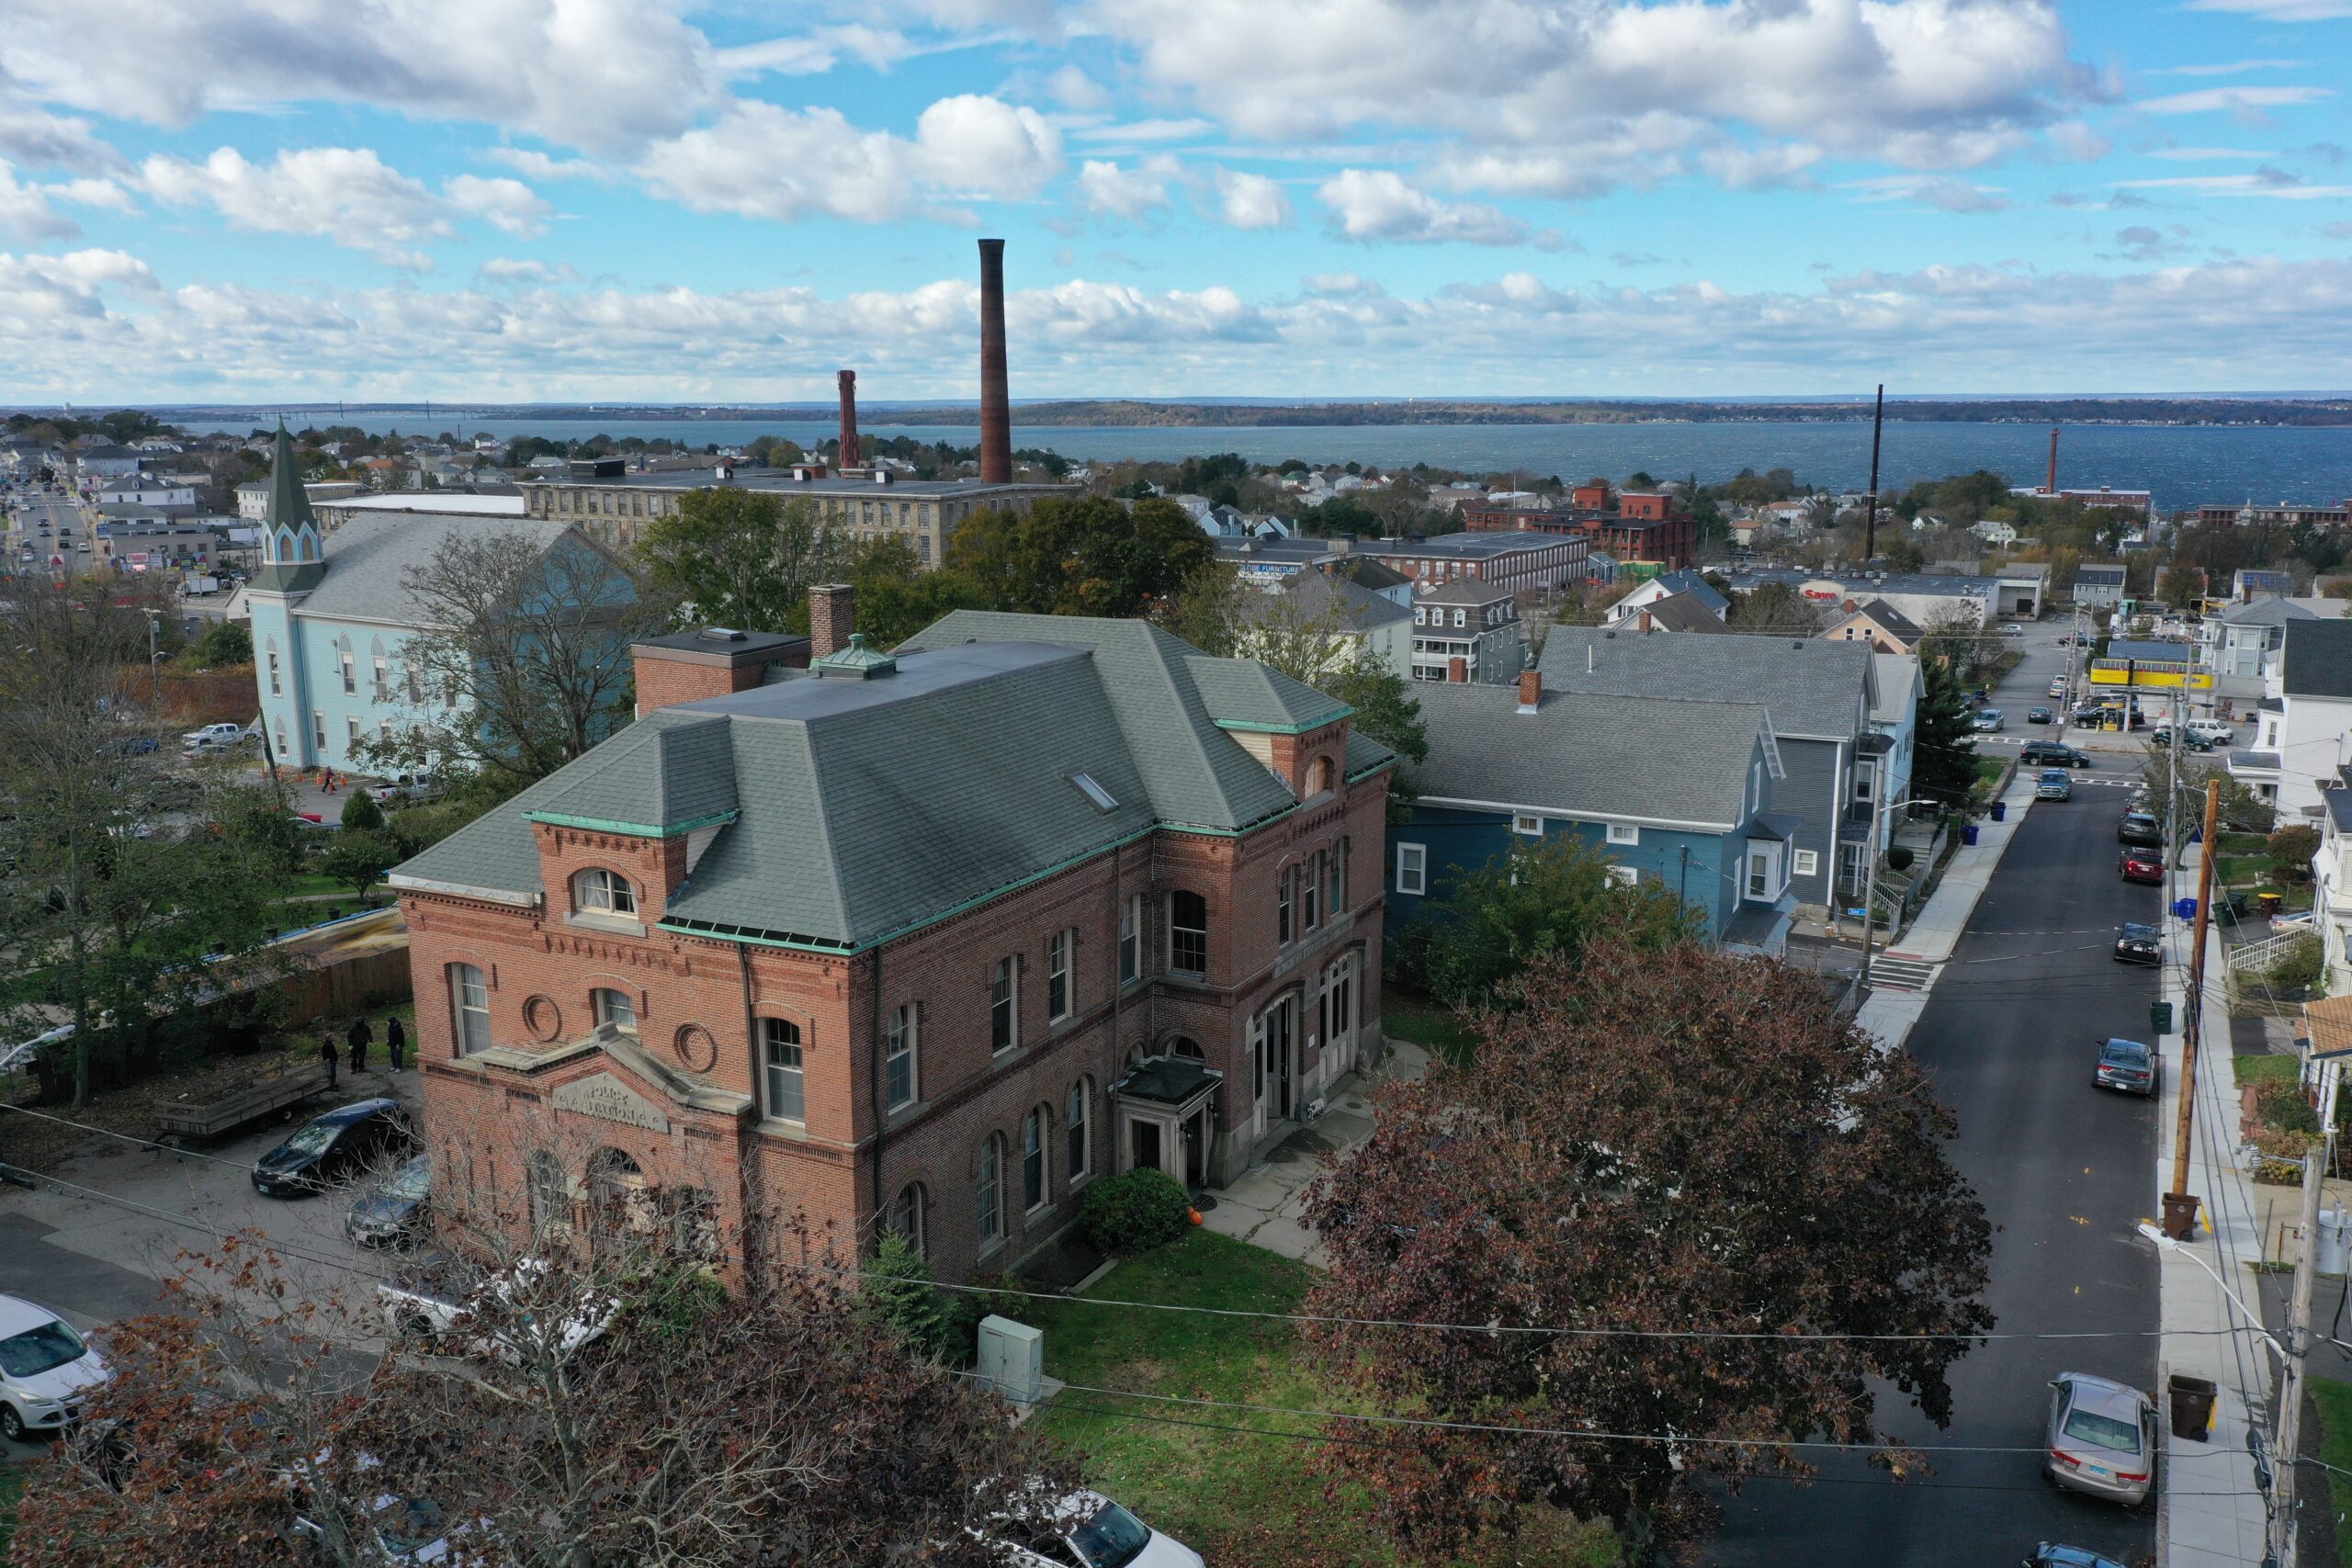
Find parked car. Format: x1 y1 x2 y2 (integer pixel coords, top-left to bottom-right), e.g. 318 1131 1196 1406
2188 718 2235 747
2028 706 2053 725
2021 740 2089 769
2120 848 2165 885
252 1100 414 1199
346 1154 432 1248
2094 1038 2159 1097
0 1293 111 1441
987 1488 1205 1568
2048 678 2069 698
2070 702 2109 725
376 772 441 803
2113 922 2163 964
2036 769 2073 801
2026 1544 2130 1568
2043 1372 2156 1506
1973 708 2006 733
2117 811 2163 847
377 1256 617 1366
2003 624 2024 637
180 722 246 748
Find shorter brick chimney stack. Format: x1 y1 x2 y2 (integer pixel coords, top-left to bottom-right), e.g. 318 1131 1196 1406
1517 661 1541 714
810 583 854 659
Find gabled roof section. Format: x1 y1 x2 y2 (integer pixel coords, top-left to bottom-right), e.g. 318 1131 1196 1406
1540 626 1871 741
523 713 738 835
1185 656 1353 734
897 611 1307 830
2283 620 2352 700
1850 598 1924 643
1640 592 1728 634
294 511 582 625
1653 569 1729 615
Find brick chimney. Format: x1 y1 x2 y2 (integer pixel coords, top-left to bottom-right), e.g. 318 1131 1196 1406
1517 660 1541 714
1636 608 1654 633
810 583 854 659
837 369 862 468
978 238 1012 484
630 627 811 717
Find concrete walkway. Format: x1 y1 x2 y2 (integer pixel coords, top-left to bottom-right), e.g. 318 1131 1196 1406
1197 1041 1430 1265
2155 840 2278 1568
1852 768 2038 1055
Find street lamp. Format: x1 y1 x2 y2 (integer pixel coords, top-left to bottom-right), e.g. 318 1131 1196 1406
2135 1220 2286 1365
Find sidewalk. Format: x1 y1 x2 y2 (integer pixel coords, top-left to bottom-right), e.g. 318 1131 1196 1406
1851 769 2037 1055
2155 839 2276 1568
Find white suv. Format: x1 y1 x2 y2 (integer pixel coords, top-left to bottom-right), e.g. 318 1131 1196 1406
2188 718 2235 747
0 1294 110 1441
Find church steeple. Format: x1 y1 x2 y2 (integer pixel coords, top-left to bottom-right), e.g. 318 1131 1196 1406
251 423 328 593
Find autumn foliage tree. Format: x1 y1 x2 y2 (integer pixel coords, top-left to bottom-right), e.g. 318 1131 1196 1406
1302 944 1995 1562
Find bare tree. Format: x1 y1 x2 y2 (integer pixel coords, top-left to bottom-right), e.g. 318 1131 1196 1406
363 529 666 789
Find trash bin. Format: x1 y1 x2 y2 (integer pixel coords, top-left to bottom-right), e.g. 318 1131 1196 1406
2163 1190 2201 1240
2168 1373 2217 1440
1962 823 1980 847
2257 892 2283 918
2151 999 2174 1035
1990 800 2007 822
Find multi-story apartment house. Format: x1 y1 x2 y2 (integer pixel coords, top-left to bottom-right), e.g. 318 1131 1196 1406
1392 665 1801 956
1409 578 1524 683
2230 620 2352 824
1537 628 1886 915
389 596 1394 1285
2314 783 2352 999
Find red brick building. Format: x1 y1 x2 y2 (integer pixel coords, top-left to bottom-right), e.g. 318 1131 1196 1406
1350 530 1589 595
1462 491 1698 572
390 595 1394 1284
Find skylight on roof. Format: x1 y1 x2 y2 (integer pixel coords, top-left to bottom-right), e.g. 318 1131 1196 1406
1069 772 1119 812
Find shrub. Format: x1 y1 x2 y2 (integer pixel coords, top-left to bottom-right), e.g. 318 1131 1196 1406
1079 1168 1192 1256
2268 825 2320 885
2267 933 2324 994
862 1226 957 1363
1887 847 1915 873
340 787 385 833
2258 1077 2321 1137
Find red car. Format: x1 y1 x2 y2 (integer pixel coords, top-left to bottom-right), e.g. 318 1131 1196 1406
2120 847 2165 885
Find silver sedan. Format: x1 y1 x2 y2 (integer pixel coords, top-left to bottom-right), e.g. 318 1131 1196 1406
2044 1372 2157 1506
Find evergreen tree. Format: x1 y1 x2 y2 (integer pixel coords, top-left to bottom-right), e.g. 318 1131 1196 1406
1913 657 1981 807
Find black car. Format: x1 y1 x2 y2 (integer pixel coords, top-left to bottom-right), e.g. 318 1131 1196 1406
345 1153 432 1247
2147 726 2212 753
2114 922 2163 965
2028 706 2053 725
2117 811 2164 847
2026 1546 2128 1568
2021 740 2090 769
252 1099 413 1198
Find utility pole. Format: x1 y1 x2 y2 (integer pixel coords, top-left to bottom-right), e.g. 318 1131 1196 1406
2278 1057 2343 1568
1858 758 1890 990
1863 383 1884 563
2165 777 2222 1238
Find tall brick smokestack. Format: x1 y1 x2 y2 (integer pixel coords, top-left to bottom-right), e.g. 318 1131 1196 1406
2046 426 2059 495
978 238 1012 483
837 368 861 468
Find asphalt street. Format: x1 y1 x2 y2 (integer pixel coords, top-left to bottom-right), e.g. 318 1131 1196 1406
1707 627 2167 1566
5 489 97 573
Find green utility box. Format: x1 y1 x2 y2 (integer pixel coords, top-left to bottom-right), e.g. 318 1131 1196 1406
2151 1000 2174 1035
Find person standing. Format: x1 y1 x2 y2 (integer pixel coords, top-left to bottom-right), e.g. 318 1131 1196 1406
347 1015 373 1073
385 1016 407 1073
318 1032 339 1089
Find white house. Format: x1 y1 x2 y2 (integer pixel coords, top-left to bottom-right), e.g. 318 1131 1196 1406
1232 567 1413 682
1606 569 1730 626
2229 619 2352 824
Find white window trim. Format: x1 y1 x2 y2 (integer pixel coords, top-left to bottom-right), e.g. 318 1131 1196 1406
1395 842 1427 897
1792 847 1819 877
1511 813 1544 837
885 1004 918 1111
1606 821 1640 845
1606 865 1639 887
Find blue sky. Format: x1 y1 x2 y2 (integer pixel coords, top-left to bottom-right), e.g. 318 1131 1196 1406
0 0 2347 402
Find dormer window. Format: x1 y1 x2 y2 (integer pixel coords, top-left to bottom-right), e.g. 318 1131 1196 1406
573 867 637 917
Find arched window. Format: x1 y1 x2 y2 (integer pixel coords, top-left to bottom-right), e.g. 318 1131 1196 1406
1306 756 1334 795
1067 1079 1091 1181
526 1150 567 1240
298 532 315 563
587 1147 651 1258
1169 891 1208 977
1023 1106 1049 1213
572 867 637 917
449 963 490 1055
891 1182 927 1256
1170 1036 1205 1062
592 987 636 1033
978 1134 1003 1247
763 1017 805 1122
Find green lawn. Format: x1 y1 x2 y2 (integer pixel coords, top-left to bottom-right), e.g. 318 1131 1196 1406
1380 988 1481 1066
2219 832 2268 856
2235 1052 2301 1089
2311 1376 2352 1528
1023 1231 1617 1568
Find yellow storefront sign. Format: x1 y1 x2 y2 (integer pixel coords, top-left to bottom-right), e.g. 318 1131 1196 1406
2087 663 2214 690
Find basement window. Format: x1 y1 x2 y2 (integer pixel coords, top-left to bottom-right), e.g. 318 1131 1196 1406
1069 772 1119 812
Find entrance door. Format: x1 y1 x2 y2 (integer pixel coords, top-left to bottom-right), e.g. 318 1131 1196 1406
1183 1108 1210 1188
1267 997 1294 1122
1130 1117 1162 1175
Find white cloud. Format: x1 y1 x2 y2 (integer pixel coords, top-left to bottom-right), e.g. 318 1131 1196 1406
1046 64 1112 110
139 146 549 265
1698 141 1823 190
2114 170 2352 199
1317 168 1532 246
0 97 121 175
0 161 78 240
1302 272 1378 297
1075 157 1175 219
477 256 579 285
487 148 608 183
2147 59 2306 77
2136 85 2335 116
1841 175 2009 213
2048 121 2111 162
634 95 1060 223
1213 168 1290 229
1072 118 1216 144
2149 147 2280 161
715 25 915 77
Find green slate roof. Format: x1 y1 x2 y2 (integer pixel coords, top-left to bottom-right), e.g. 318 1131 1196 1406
1184 656 1352 733
394 615 1396 953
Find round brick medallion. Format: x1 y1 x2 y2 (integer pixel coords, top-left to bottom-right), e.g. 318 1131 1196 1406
522 995 562 1043
673 1023 718 1074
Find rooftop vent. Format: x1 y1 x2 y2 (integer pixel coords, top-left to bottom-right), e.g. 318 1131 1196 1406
698 626 747 643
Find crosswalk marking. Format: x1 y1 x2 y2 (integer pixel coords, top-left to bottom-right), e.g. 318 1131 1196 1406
1869 955 1940 993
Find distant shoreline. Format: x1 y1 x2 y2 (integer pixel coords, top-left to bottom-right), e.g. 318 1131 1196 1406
107 396 2352 429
